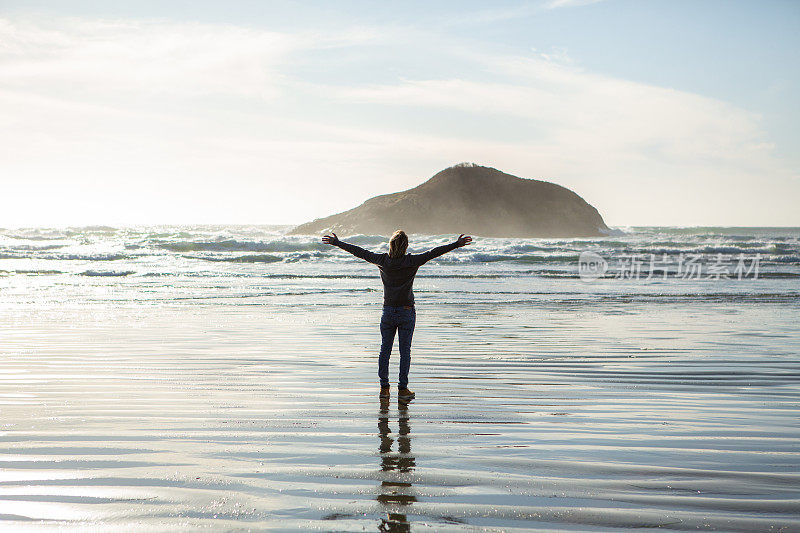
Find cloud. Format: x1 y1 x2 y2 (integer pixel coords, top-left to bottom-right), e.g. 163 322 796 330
0 16 376 100
323 54 778 175
0 18 299 101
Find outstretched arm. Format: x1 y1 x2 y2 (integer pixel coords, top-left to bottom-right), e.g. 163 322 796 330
411 234 472 266
322 233 383 265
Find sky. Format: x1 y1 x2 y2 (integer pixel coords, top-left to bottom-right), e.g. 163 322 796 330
1 0 798 227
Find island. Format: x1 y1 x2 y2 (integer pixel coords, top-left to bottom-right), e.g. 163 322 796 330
289 163 609 237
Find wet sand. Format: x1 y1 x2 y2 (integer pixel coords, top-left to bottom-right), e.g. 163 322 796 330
1 302 799 531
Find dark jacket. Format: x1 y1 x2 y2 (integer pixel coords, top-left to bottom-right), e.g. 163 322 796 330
333 238 461 307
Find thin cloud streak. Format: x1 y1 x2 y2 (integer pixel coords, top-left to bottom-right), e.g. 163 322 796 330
546 0 606 9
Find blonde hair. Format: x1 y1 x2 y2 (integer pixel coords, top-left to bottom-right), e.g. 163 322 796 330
388 230 408 258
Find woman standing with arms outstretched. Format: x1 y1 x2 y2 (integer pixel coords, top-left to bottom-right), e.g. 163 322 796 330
322 230 472 400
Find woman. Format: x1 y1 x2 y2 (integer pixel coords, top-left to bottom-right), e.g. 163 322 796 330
322 230 472 400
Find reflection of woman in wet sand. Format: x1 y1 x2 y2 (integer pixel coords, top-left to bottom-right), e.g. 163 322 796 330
377 398 415 532
323 231 472 400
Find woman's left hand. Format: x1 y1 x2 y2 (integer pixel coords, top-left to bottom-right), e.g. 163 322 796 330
456 234 473 247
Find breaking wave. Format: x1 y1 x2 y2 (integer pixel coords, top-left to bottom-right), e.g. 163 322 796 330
186 254 283 263
80 270 135 277
158 240 327 253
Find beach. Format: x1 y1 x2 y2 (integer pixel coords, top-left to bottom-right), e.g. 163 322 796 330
1 226 799 531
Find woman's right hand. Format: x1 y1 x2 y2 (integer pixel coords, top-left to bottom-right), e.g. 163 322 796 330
322 233 338 245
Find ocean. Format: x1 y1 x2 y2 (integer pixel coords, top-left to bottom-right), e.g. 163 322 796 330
1 225 798 531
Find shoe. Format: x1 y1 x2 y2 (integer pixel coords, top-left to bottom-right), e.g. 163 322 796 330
397 388 415 400
380 386 390 398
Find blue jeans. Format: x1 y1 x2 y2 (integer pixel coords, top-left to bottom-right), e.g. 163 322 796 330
379 306 416 388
